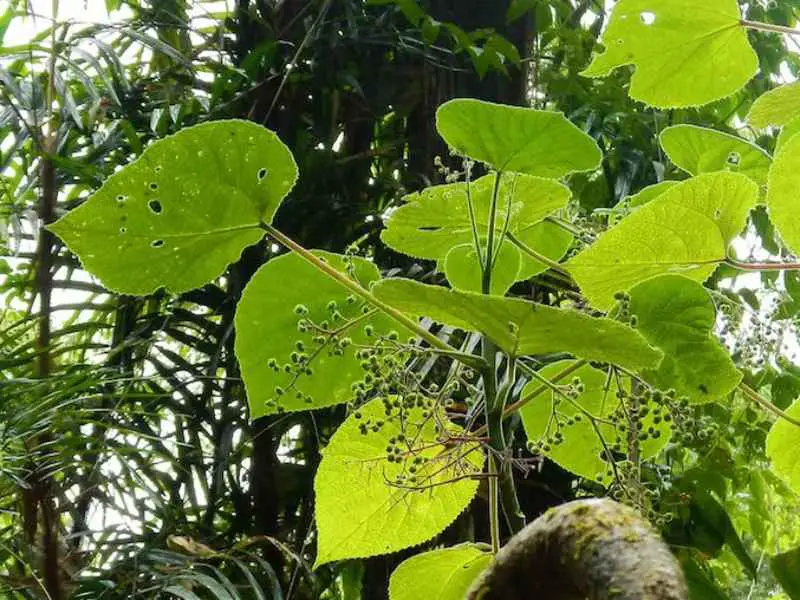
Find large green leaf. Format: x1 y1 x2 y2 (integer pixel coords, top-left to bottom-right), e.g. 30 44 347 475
49 120 298 294
235 252 409 420
382 173 569 262
766 132 800 255
435 99 602 177
372 279 662 370
747 81 800 129
567 173 758 310
314 398 483 565
771 545 800 600
581 0 757 107
766 399 800 495
629 275 742 403
520 361 618 482
388 544 491 600
660 125 771 187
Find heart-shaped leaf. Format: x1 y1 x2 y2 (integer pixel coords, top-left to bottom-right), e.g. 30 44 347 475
436 99 602 177
235 252 410 419
382 173 569 262
747 81 800 129
581 0 757 107
567 173 758 310
314 398 483 565
766 398 800 495
767 132 800 256
660 125 771 187
389 545 491 600
49 120 298 294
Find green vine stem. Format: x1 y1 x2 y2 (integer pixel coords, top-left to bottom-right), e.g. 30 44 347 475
741 19 800 36
740 382 800 428
506 231 571 276
478 171 526 546
727 257 800 271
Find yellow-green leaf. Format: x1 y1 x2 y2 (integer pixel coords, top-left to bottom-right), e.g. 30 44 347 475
382 173 569 263
314 398 483 565
443 242 520 296
48 120 297 295
766 399 800 495
767 132 800 256
520 361 619 482
581 0 757 108
372 279 662 370
747 81 800 128
235 252 409 419
629 275 742 403
567 173 758 310
388 545 491 600
436 99 602 177
627 181 678 208
660 125 771 187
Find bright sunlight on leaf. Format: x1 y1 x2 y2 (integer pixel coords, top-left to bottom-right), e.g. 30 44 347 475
627 181 679 208
567 172 758 310
235 252 409 419
388 544 491 600
49 120 298 295
581 0 758 107
766 132 800 257
314 398 483 565
382 173 569 262
766 399 800 495
372 279 662 369
747 81 800 129
660 125 771 188
436 99 602 177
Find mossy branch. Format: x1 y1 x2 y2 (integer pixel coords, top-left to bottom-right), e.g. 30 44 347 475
467 498 688 600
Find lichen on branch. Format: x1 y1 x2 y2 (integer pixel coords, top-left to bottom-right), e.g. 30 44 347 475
467 498 688 600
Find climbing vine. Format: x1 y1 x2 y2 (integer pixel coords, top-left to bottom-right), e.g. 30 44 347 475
48 0 800 597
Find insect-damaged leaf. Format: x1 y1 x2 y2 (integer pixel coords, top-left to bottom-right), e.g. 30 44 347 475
49 120 297 295
581 0 757 107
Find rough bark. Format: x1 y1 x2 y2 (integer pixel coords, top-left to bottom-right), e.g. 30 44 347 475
467 498 688 600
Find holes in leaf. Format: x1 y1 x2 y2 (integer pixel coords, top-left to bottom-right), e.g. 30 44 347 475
154 165 162 173
119 227 127 234
116 194 127 204
726 152 741 166
151 239 164 248
257 167 268 181
148 199 163 214
640 11 656 25
149 182 159 191
418 226 442 232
